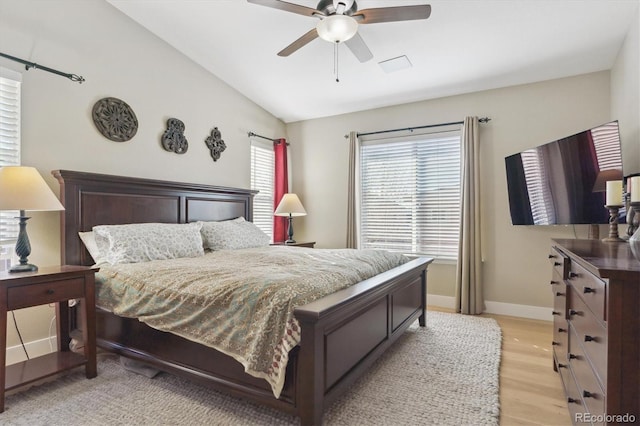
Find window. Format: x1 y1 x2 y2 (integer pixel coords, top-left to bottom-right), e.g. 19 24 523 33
250 140 274 240
0 68 21 243
359 129 462 261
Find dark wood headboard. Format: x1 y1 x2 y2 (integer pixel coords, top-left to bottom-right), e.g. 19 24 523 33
53 170 257 266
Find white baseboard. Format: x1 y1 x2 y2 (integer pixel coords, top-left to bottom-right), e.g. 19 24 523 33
6 336 56 366
427 294 551 321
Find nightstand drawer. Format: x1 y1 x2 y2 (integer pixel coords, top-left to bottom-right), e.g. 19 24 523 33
7 278 85 310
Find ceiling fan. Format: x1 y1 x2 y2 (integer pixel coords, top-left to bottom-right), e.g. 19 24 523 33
247 0 432 63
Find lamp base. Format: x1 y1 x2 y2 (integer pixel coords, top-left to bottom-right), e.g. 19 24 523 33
9 263 38 273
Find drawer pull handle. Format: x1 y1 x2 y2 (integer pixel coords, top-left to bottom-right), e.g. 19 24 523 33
556 292 565 297
569 309 581 316
569 353 578 360
567 397 579 404
549 280 558 285
46 289 55 295
554 262 561 266
584 335 596 342
552 341 559 346
557 363 567 369
558 328 567 333
583 287 594 294
548 254 556 259
552 311 562 316
569 272 578 279
583 390 594 398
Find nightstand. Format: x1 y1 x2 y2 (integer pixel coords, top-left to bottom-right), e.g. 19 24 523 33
271 241 316 248
0 265 98 412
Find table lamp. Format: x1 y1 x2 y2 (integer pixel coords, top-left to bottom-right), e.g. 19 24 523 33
0 166 64 272
274 193 307 244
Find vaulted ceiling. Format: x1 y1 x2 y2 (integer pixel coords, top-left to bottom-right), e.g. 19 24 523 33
107 0 639 123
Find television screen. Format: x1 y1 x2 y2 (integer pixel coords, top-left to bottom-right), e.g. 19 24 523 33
505 120 624 225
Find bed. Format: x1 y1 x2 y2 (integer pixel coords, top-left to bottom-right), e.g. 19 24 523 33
53 169 432 425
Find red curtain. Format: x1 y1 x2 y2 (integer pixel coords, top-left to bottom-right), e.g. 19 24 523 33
273 139 288 242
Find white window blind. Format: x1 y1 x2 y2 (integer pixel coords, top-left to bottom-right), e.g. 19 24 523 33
250 140 274 240
0 68 21 243
359 130 462 261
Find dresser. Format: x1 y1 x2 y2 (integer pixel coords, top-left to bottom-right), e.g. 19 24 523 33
549 239 640 425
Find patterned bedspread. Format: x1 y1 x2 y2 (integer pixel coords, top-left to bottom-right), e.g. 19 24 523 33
94 246 408 398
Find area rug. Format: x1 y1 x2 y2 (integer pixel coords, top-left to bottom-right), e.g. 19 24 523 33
2 311 501 425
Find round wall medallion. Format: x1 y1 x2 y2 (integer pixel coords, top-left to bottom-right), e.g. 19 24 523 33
92 97 138 142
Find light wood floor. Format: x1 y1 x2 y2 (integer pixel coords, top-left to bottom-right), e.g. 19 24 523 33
429 306 572 426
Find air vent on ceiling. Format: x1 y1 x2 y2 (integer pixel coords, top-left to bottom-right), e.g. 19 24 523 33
378 55 412 73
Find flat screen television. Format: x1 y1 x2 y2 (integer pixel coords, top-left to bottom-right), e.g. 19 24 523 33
505 120 624 225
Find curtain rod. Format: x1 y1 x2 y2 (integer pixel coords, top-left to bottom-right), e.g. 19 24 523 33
0 51 85 83
247 131 289 145
350 117 491 138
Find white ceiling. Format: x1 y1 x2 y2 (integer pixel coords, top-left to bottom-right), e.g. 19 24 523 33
107 0 639 123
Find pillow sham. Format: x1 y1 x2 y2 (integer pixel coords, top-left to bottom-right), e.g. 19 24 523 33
78 231 107 265
199 219 270 250
93 222 204 265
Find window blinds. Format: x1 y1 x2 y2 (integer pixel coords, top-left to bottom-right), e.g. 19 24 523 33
250 140 275 240
359 130 461 260
0 69 21 242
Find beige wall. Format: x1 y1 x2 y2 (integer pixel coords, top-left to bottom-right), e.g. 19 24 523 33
287 72 614 307
0 0 285 352
611 3 640 175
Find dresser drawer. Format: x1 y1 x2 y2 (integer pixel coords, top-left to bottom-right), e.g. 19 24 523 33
569 293 607 388
549 246 569 280
568 261 606 323
568 325 606 426
559 364 588 424
7 278 85 310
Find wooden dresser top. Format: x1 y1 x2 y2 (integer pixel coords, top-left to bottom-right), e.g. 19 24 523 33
552 238 640 282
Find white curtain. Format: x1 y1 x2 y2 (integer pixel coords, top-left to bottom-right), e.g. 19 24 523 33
455 116 483 315
347 131 360 248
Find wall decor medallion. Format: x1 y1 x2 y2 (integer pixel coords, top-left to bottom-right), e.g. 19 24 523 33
205 127 226 162
92 97 138 142
161 118 188 154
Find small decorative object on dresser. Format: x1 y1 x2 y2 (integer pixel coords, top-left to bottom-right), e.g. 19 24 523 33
274 193 307 244
161 118 188 154
91 97 138 142
0 265 98 412
204 127 226 162
548 239 640 424
603 180 624 242
0 167 64 272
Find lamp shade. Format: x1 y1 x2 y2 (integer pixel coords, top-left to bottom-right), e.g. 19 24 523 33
316 15 358 43
274 193 307 217
0 166 64 211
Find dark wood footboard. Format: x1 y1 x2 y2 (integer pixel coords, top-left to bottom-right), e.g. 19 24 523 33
54 170 433 425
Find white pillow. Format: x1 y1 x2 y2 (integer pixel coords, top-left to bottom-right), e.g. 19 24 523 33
78 231 107 265
93 222 204 265
199 219 269 250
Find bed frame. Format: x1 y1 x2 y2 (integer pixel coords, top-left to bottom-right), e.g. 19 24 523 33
53 169 432 425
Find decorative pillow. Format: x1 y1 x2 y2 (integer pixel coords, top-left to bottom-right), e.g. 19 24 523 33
93 222 204 265
78 231 107 265
199 219 270 250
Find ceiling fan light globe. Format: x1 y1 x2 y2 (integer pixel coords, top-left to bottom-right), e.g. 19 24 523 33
316 15 358 43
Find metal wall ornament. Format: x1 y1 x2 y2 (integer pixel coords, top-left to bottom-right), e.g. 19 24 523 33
205 127 226 162
92 97 138 142
161 118 188 154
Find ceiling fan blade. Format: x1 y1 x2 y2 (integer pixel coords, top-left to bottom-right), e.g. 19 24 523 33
353 5 431 24
345 33 373 63
247 0 320 17
278 28 319 57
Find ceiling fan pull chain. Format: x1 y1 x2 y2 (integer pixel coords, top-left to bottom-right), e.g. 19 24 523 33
334 41 340 83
